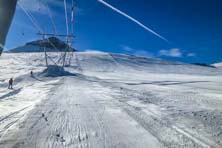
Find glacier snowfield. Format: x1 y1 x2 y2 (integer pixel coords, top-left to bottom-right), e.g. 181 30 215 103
0 52 222 148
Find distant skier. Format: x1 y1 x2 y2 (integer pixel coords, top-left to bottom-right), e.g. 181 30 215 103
30 71 33 77
8 78 13 89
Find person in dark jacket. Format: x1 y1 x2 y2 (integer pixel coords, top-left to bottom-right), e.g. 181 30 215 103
8 78 13 89
30 71 33 77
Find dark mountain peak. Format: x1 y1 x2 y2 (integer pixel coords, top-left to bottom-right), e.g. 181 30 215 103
26 37 75 52
10 37 76 53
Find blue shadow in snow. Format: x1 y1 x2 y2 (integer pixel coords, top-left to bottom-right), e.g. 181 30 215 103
0 88 22 100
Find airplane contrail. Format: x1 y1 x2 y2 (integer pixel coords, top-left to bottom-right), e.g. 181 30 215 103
97 0 169 43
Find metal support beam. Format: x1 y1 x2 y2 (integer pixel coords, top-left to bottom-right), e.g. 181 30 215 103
37 32 75 38
0 0 17 55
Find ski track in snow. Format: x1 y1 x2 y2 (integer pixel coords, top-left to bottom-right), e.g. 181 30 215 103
0 52 222 148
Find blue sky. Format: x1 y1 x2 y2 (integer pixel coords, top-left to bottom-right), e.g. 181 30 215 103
5 0 222 64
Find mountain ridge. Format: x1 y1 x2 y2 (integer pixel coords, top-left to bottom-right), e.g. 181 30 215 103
9 37 76 53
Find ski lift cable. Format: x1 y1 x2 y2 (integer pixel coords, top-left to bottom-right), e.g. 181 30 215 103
18 2 56 48
18 2 44 33
56 50 67 63
62 0 71 66
69 1 75 52
19 0 72 66
64 0 69 37
45 1 57 35
18 2 60 65
70 0 77 68
71 0 74 35
46 54 58 65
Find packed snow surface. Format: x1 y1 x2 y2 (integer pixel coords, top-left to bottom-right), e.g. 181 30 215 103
0 52 222 148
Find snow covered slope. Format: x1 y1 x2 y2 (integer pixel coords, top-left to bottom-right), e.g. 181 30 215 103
0 52 222 148
8 44 53 53
70 52 221 75
213 62 222 68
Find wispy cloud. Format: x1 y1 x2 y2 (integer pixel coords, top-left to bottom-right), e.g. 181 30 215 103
159 48 182 57
187 53 196 57
134 50 154 58
46 0 84 14
98 0 169 43
121 45 134 52
19 0 83 16
18 0 48 14
121 45 154 58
